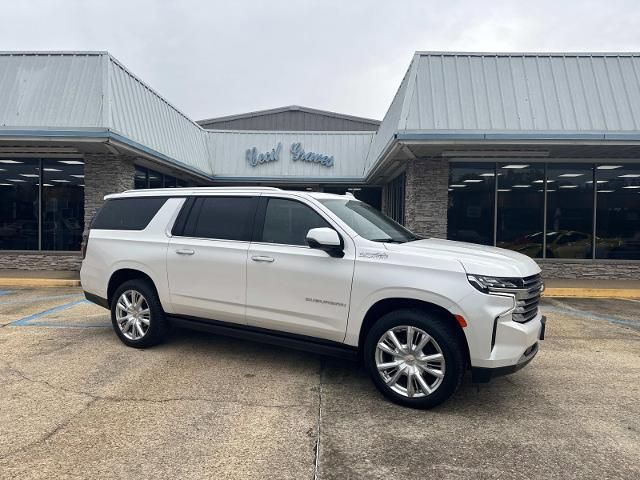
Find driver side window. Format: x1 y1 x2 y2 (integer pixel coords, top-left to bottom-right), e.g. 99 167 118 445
260 198 330 246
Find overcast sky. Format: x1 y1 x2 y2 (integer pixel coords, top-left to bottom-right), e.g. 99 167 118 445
2 1 640 121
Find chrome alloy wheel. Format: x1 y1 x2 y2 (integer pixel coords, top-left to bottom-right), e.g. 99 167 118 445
115 290 151 341
375 325 446 398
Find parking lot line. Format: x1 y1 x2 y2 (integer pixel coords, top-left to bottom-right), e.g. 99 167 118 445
0 293 82 306
10 299 91 326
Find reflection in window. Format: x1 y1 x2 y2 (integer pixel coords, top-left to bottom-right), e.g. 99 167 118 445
546 164 594 259
596 164 640 259
134 167 148 189
447 163 495 245
497 163 545 258
0 159 39 250
42 160 84 251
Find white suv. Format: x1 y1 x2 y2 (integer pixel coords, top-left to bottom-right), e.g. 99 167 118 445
81 187 545 408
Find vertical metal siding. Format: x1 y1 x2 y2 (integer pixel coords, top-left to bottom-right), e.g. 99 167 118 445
107 57 210 174
0 53 104 128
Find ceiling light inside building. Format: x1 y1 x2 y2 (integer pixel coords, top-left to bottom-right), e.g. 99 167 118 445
586 180 608 184
533 180 555 183
70 175 84 178
58 160 84 165
19 174 39 178
463 179 483 183
559 185 579 188
558 173 584 177
598 190 615 193
497 189 512 192
449 184 467 188
7 178 25 182
512 185 530 188
43 168 61 172
0 160 22 164
597 165 622 170
623 185 640 189
502 165 530 169
618 174 640 178
50 179 70 183
0 183 13 186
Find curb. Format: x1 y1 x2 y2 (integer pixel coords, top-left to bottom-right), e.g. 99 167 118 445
544 288 640 299
0 278 81 287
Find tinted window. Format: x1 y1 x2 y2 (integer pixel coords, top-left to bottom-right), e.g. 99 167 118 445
546 164 594 259
595 164 640 259
261 198 330 246
42 159 84 250
496 163 545 258
92 198 168 230
0 158 40 250
185 197 255 241
448 163 495 245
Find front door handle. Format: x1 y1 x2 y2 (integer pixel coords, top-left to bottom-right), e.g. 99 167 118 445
175 249 195 256
251 255 274 263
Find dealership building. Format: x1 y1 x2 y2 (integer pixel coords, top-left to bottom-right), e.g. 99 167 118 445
0 50 639 279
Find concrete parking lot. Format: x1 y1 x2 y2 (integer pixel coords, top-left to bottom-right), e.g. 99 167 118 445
0 287 638 480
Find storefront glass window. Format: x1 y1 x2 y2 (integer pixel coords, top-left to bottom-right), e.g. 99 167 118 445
0 159 40 250
546 164 594 259
595 164 640 259
0 158 84 251
447 163 495 245
41 160 84 251
148 171 162 189
496 163 545 257
134 167 148 189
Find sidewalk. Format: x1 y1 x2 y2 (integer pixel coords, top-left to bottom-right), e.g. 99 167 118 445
543 279 640 298
0 270 80 287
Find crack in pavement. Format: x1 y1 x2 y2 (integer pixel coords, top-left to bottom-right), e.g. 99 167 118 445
312 359 324 480
0 397 97 462
1 360 313 409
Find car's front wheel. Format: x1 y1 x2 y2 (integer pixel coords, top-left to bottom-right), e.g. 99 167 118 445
111 279 168 348
364 308 465 409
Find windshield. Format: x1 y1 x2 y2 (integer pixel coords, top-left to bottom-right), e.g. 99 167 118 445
319 198 420 243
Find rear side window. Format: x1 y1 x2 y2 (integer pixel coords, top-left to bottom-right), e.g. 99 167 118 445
183 196 256 241
91 197 168 230
260 198 331 246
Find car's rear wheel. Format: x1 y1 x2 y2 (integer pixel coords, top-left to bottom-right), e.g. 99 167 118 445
110 279 168 348
364 308 465 409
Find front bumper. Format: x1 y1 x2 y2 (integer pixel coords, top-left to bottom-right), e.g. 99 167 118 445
471 316 546 383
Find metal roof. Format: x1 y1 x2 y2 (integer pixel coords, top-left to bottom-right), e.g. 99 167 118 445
3 51 640 183
198 105 380 130
365 51 640 176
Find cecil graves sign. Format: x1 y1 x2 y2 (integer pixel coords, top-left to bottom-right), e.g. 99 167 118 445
246 142 334 168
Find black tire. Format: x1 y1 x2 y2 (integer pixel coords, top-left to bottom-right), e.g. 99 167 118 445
110 279 168 348
364 308 465 409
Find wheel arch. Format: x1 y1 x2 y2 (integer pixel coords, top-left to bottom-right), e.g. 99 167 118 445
107 268 158 308
357 297 471 367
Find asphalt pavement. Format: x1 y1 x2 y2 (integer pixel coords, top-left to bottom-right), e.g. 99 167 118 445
0 287 638 479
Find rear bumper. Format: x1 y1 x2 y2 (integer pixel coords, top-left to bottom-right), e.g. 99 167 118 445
84 291 109 309
471 316 545 383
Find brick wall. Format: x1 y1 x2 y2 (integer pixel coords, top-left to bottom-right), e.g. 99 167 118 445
83 154 136 233
404 158 449 238
538 262 640 280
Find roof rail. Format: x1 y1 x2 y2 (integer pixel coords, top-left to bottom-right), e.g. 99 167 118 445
122 186 282 194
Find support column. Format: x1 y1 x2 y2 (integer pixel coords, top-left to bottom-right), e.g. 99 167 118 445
84 155 136 232
404 158 449 238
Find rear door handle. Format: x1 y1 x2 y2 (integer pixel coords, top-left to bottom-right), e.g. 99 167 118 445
175 249 195 256
251 255 274 263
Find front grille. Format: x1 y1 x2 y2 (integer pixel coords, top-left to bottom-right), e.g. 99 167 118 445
511 274 543 323
488 274 543 323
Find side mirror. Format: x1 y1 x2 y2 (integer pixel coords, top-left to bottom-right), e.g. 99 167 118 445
306 227 344 258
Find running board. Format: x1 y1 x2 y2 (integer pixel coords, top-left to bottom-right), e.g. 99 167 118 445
167 315 359 361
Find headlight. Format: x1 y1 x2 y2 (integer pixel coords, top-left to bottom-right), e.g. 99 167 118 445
467 274 520 293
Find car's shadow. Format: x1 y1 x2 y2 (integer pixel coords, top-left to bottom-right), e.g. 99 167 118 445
160 326 540 415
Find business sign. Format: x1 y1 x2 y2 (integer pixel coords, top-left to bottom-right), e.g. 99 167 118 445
246 142 334 168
